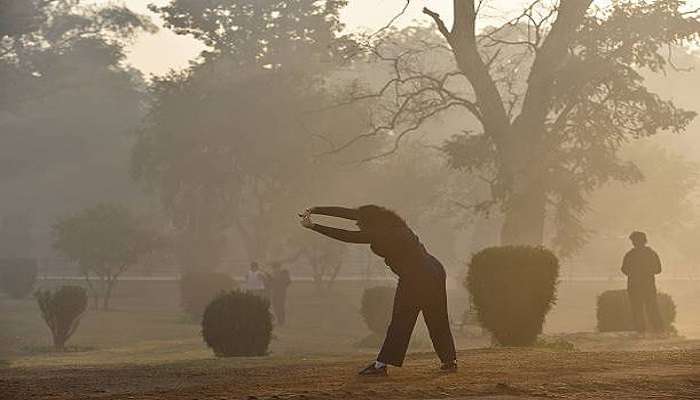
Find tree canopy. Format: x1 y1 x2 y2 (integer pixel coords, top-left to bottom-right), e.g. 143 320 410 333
0 0 156 255
326 0 700 255
133 1 363 270
150 0 354 67
52 203 160 309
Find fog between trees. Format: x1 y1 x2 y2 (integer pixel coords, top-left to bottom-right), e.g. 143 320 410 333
2 0 700 280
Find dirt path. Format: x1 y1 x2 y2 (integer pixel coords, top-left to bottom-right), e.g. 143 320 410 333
2 348 699 399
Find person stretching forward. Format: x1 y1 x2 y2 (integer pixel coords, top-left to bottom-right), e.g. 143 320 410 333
300 205 457 376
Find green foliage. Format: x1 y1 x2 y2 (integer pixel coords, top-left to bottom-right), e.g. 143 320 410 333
133 1 365 266
342 2 700 252
52 203 161 310
466 246 560 346
360 286 394 334
1 0 153 130
35 285 88 349
180 272 235 320
1 0 154 257
201 291 273 357
0 258 37 299
151 0 352 65
0 1 46 50
597 289 676 333
133 63 355 266
53 204 154 269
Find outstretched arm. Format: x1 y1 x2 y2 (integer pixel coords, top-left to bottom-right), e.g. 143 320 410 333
309 223 370 244
309 206 359 221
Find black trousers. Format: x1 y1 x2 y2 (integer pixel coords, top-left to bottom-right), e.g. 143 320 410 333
377 256 457 366
628 285 662 333
271 290 287 325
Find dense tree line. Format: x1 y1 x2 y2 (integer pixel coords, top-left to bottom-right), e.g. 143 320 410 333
2 0 700 277
0 0 155 256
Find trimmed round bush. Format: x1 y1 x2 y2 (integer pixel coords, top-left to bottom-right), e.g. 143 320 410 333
202 290 273 357
466 246 559 346
35 285 88 349
597 289 676 333
180 271 235 320
360 286 395 334
0 258 38 299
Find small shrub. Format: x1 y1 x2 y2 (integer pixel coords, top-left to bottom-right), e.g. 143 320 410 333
596 289 676 333
0 258 38 299
466 246 559 347
180 271 235 320
360 286 395 335
35 285 88 350
201 290 273 357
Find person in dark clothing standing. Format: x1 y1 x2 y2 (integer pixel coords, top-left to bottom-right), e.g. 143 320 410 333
269 262 292 326
621 231 663 335
300 205 457 376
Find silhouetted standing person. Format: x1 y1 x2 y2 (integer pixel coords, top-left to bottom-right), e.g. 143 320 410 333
245 262 267 298
269 262 291 326
621 231 663 334
300 205 457 376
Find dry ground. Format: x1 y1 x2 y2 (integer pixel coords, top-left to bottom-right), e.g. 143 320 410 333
2 347 699 399
2 279 700 399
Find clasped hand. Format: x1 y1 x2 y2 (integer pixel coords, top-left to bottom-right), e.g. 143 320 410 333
298 209 313 228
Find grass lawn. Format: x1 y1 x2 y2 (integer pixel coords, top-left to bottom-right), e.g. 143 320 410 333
1 278 700 399
2 278 700 366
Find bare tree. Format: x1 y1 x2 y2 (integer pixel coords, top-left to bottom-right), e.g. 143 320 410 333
324 0 700 254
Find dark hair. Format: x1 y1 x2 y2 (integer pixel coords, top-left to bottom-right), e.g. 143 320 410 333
629 231 647 245
356 205 407 231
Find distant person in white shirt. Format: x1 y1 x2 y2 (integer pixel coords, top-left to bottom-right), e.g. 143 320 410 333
245 262 267 297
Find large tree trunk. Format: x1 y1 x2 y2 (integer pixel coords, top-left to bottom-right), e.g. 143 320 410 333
499 115 548 246
500 182 547 246
102 278 115 311
498 84 552 245
53 333 67 351
425 0 593 249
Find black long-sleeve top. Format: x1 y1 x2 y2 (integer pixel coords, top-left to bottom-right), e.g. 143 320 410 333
309 206 426 277
309 206 369 243
621 246 662 289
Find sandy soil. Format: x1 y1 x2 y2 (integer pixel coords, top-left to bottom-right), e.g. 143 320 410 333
2 347 699 400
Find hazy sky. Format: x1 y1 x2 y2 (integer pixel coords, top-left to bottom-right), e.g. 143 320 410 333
90 0 536 75
94 0 698 76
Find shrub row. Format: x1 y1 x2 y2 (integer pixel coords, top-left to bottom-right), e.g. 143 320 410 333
23 247 678 357
597 289 676 333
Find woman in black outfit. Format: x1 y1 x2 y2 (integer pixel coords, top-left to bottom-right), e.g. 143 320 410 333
300 205 457 376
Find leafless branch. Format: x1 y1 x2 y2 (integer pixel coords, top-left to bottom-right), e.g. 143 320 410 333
360 101 464 162
370 0 411 38
422 7 451 39
681 7 700 16
451 198 497 216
